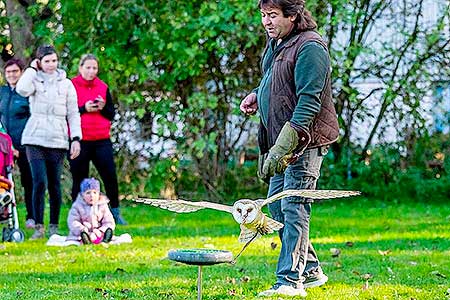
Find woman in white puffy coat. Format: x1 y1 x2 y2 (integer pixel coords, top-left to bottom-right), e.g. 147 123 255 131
16 45 82 239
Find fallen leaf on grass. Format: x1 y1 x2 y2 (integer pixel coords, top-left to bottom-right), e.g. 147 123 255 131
362 273 373 280
408 241 418 247
330 248 341 257
271 242 278 250
228 289 237 296
115 268 126 273
378 249 391 256
345 241 354 247
94 288 109 297
241 276 250 283
431 270 446 278
227 277 236 284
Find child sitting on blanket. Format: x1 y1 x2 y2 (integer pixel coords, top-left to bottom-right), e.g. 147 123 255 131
67 178 115 244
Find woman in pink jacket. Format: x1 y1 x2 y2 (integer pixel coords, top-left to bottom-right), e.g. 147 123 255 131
67 178 115 244
69 54 126 224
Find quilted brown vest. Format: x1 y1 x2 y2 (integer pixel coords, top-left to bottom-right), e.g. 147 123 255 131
258 31 339 154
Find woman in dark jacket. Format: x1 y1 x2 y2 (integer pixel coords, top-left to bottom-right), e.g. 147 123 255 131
69 54 127 225
0 58 34 228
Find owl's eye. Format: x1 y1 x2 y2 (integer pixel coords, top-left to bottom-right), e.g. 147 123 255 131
247 208 253 213
237 208 242 213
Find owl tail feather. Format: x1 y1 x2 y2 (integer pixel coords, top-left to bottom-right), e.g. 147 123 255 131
239 225 260 243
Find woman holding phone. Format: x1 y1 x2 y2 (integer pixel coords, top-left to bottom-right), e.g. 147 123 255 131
69 54 127 225
16 45 82 239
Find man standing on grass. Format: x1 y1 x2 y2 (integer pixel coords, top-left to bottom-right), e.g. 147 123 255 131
240 0 339 297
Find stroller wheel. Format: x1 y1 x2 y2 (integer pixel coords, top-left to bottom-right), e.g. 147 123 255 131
9 229 25 243
2 227 11 242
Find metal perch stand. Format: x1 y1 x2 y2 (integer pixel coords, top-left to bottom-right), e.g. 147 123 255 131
168 249 234 300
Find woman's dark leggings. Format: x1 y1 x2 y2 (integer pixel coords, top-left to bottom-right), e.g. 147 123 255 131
26 146 65 225
69 139 119 208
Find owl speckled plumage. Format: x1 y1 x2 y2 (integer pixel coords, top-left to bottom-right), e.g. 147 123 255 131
133 189 360 243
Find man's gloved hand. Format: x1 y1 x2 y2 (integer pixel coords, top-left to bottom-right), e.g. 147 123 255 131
257 153 270 183
261 122 311 178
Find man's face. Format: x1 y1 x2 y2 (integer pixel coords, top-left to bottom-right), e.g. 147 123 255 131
260 6 296 40
4 64 22 87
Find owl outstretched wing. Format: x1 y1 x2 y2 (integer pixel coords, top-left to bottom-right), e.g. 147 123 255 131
260 189 361 207
133 198 233 214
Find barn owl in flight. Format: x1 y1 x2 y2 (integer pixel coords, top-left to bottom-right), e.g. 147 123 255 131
133 189 360 243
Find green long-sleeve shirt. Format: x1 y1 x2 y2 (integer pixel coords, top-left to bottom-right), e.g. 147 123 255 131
256 38 330 130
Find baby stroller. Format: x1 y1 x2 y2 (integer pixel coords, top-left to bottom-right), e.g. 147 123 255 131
0 130 25 242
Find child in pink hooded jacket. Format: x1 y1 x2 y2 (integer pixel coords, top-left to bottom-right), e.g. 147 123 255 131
67 178 115 244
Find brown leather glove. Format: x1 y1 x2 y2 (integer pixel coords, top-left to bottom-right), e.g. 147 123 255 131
260 122 311 178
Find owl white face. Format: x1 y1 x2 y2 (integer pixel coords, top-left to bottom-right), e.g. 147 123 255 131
232 200 259 224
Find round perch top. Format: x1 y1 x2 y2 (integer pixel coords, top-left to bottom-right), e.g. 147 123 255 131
168 249 234 266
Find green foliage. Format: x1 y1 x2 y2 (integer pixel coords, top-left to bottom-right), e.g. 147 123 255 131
2 0 448 198
319 133 450 202
116 154 179 198
50 0 265 193
175 159 266 202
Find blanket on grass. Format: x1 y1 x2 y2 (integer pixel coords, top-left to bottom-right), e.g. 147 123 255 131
46 233 132 246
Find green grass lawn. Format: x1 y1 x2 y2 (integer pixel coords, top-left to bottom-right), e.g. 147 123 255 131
0 197 449 300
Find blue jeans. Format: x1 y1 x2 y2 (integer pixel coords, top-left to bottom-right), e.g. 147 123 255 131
267 147 324 288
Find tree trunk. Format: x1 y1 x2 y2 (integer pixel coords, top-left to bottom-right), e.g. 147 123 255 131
5 0 35 62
